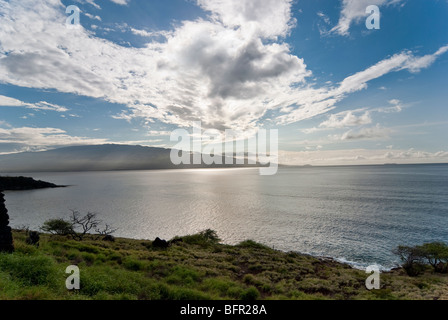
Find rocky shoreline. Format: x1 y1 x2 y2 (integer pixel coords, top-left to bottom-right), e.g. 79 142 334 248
0 176 66 191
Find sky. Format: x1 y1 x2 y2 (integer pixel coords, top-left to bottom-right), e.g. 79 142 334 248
0 0 447 165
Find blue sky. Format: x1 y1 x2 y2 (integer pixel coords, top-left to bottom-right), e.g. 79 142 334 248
0 0 447 165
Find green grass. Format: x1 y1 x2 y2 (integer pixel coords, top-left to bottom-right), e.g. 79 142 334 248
0 230 447 300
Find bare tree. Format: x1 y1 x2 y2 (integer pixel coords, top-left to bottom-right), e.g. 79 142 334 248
41 210 117 241
69 210 102 240
94 224 118 239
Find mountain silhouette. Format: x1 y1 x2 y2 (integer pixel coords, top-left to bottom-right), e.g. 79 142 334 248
0 144 259 172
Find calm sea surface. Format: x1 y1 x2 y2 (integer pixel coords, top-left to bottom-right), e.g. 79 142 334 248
3 164 448 270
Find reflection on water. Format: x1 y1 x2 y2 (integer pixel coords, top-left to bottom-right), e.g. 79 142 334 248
4 165 448 270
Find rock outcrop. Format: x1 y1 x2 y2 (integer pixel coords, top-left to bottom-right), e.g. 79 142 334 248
0 176 64 191
26 231 40 247
152 237 169 248
0 191 14 253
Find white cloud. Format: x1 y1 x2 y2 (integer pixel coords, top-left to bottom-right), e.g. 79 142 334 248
331 0 405 36
403 45 448 73
320 109 372 129
0 127 108 149
279 148 448 166
316 11 332 36
85 13 101 21
130 28 154 37
110 0 130 5
197 0 295 39
0 121 11 128
301 124 391 141
317 12 330 25
333 47 448 96
130 28 171 39
0 95 68 112
276 46 446 125
31 101 69 112
301 108 372 134
0 95 26 107
339 124 392 141
80 0 101 10
374 99 403 113
0 0 446 135
147 130 172 136
0 0 313 132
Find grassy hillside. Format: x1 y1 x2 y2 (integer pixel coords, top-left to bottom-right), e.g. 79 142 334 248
0 230 447 300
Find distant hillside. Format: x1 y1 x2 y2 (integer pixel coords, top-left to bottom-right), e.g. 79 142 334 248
0 144 259 172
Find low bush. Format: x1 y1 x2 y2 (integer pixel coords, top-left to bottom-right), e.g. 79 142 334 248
176 229 220 246
393 242 448 276
41 219 73 236
0 253 59 286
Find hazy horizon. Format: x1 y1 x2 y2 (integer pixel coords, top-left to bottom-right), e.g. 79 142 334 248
1 144 448 171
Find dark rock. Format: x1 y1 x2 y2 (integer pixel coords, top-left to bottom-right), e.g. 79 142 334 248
169 238 183 245
25 231 40 247
0 191 14 253
152 237 169 248
103 235 115 242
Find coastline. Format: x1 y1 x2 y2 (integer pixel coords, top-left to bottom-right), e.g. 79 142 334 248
0 176 67 191
1 229 446 300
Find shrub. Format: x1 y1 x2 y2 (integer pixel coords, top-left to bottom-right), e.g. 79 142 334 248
393 242 448 276
238 240 270 250
240 286 260 300
202 278 243 298
393 245 423 265
81 252 96 265
418 242 448 273
165 266 200 286
403 262 427 277
123 257 145 271
178 229 220 246
200 229 220 243
158 283 211 300
393 245 425 276
41 211 117 241
14 240 38 255
243 274 257 285
0 253 59 286
41 219 73 235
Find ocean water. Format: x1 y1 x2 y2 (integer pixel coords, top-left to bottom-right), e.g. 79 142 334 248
3 164 448 270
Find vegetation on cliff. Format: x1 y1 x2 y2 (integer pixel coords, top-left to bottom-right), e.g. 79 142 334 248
0 229 447 300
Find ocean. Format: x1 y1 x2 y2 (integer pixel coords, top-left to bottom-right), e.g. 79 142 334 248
3 164 448 270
